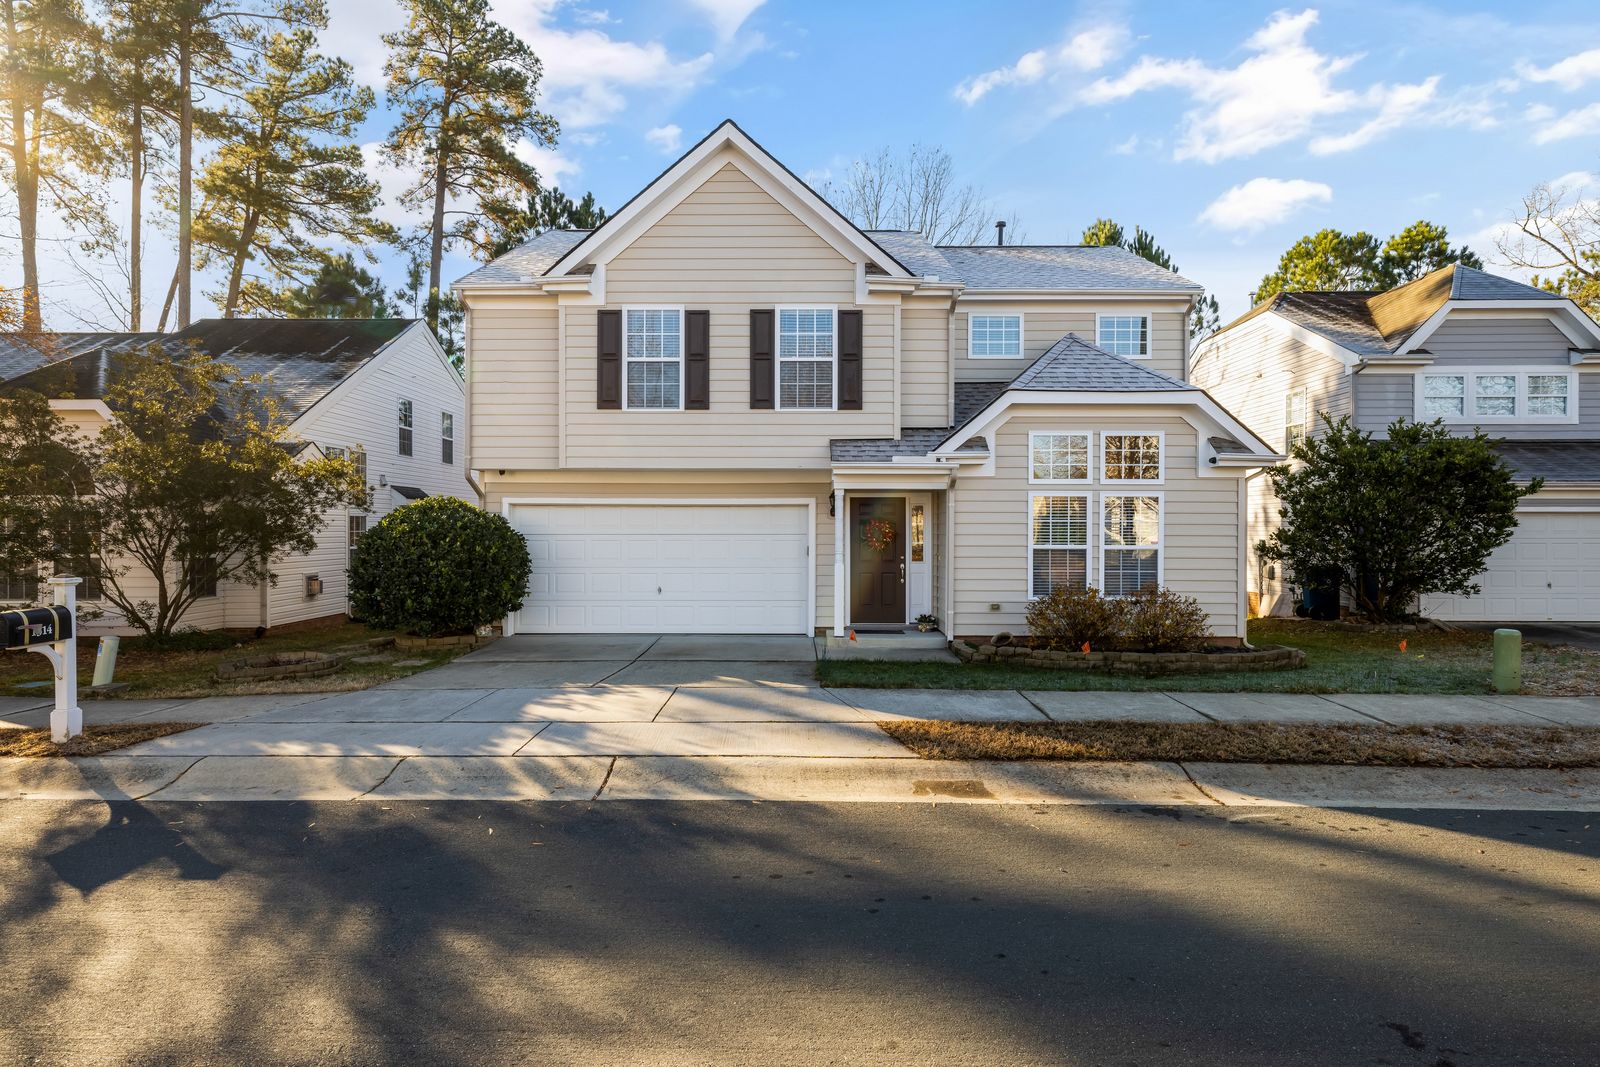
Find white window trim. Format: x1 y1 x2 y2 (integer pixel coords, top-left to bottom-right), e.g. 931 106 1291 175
1095 311 1152 360
1100 491 1165 598
1027 491 1092 600
621 305 686 412
1412 367 1579 425
1027 431 1093 485
1284 389 1309 452
1099 429 1166 486
968 311 1025 359
774 304 839 412
397 399 414 456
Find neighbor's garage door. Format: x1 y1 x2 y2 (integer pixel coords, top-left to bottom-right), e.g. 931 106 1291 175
1421 510 1600 622
505 502 810 634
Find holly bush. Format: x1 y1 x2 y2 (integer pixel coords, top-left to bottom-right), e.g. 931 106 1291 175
349 496 530 637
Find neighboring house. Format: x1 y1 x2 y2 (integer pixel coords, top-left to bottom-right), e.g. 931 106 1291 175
0 318 473 633
1191 264 1600 623
452 120 1280 641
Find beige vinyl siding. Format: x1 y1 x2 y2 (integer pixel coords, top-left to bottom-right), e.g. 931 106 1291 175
1191 318 1352 615
950 410 1244 639
468 301 560 469
953 306 1189 383
564 163 893 467
900 302 951 428
482 469 836 630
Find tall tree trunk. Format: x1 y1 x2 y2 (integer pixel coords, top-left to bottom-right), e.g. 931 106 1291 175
176 34 192 329
4 4 42 331
129 102 143 330
427 146 448 329
222 213 259 317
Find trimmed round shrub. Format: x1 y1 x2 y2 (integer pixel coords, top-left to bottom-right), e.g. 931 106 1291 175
349 497 531 637
1024 585 1124 651
1120 587 1211 652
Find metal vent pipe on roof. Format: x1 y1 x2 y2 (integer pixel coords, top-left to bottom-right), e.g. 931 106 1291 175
995 220 1006 246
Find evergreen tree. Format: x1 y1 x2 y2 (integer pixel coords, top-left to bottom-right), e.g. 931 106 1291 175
272 252 396 318
195 27 390 317
1080 219 1221 339
381 0 557 328
487 186 608 257
1253 222 1481 303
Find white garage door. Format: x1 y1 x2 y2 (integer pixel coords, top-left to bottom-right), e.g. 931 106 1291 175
1421 511 1600 623
506 501 811 634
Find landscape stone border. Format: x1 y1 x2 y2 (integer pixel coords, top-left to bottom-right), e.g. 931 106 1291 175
394 633 488 652
952 639 1305 674
215 650 344 682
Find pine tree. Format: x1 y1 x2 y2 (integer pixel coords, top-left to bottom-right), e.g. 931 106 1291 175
195 27 390 317
381 0 557 328
272 252 396 318
486 186 608 257
1081 219 1220 339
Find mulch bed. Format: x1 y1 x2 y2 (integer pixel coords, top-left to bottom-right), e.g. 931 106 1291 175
0 722 203 757
880 720 1600 769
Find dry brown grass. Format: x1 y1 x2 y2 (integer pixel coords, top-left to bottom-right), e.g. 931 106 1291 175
880 719 1600 768
0 722 202 757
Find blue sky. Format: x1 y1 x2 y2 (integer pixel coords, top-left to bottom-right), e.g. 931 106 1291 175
26 0 1600 326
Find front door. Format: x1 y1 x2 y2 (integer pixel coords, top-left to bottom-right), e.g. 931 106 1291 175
849 496 906 625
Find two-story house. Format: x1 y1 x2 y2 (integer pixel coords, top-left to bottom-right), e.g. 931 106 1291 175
454 120 1279 642
1191 264 1600 623
0 318 473 632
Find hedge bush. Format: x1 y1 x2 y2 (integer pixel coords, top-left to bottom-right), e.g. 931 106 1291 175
1024 584 1211 653
349 497 531 637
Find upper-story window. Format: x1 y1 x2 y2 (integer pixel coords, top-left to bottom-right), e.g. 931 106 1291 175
1102 433 1163 482
397 400 413 456
970 314 1022 358
777 307 835 409
1285 390 1309 451
441 413 454 464
1030 432 1090 482
1418 369 1576 422
625 307 683 410
1097 314 1149 358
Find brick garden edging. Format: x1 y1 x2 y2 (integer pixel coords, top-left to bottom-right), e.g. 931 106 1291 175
394 633 488 652
951 639 1305 674
215 650 344 682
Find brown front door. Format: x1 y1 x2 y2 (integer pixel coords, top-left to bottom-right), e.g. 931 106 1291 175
849 496 906 625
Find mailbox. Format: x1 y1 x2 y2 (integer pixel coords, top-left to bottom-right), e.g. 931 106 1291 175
2 606 73 650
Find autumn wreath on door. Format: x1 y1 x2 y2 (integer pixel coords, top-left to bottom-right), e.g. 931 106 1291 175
862 518 897 552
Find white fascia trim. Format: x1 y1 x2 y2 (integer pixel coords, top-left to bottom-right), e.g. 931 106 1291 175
546 127 912 280
935 388 1278 460
957 289 1199 302
47 398 114 420
1396 301 1600 355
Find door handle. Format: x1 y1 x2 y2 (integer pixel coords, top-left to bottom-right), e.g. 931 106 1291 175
899 561 906 584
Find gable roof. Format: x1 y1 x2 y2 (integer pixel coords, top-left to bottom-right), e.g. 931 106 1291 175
1010 334 1198 392
455 229 591 287
0 331 163 383
1 318 420 421
1211 264 1579 357
935 244 1202 292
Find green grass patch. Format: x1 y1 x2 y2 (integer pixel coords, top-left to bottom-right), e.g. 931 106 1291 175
818 619 1596 695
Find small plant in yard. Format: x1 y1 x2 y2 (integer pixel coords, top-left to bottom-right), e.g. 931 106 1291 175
914 613 939 632
1025 585 1124 651
1120 587 1211 652
349 497 531 637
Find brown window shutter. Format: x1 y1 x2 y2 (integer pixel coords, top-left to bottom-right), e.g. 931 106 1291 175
749 309 774 409
838 309 863 410
685 310 710 410
597 309 621 409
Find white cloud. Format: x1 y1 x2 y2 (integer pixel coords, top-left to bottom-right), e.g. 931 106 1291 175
1076 9 1455 162
1110 133 1140 155
1517 47 1600 91
514 141 582 186
685 0 765 40
954 23 1130 105
645 124 683 153
1199 177 1333 233
1532 101 1600 143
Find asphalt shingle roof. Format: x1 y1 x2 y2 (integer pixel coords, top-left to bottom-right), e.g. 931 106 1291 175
454 229 591 287
862 231 957 280
0 332 163 383
1 318 417 420
829 382 1002 462
932 244 1202 291
1493 441 1600 484
1010 334 1196 393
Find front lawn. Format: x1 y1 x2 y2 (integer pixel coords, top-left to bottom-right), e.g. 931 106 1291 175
817 619 1600 695
0 722 202 757
0 616 470 699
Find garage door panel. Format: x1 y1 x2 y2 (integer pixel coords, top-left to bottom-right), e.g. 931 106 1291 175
507 502 810 634
1423 511 1600 623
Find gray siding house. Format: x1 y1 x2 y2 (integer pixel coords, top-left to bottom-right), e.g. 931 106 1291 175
1191 265 1600 623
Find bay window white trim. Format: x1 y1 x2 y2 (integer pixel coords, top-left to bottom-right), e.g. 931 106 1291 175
621 305 685 412
775 305 838 411
1028 431 1092 484
1413 367 1578 424
969 312 1024 358
1100 430 1166 485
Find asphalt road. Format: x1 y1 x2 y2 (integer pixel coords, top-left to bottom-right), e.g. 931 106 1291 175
1 801 1596 1067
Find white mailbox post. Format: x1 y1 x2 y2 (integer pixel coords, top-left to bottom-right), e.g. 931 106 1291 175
1 577 83 742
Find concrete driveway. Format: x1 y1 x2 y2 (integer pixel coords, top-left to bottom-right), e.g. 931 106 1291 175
1459 622 1600 651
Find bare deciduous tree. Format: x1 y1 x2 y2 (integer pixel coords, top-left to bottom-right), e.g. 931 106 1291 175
819 144 1023 245
1497 177 1600 322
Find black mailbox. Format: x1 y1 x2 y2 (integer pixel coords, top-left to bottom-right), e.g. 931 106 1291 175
2 606 72 649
